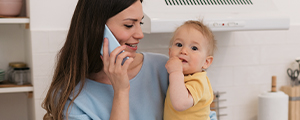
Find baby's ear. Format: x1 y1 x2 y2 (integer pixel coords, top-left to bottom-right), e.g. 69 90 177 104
202 56 213 69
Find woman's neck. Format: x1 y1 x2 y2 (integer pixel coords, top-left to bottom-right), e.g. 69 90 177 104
127 53 143 79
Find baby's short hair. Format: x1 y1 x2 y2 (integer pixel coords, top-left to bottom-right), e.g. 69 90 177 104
170 20 217 56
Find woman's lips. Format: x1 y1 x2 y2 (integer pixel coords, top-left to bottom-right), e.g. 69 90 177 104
125 43 138 51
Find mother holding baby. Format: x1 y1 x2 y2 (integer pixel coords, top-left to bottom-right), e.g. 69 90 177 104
42 0 217 120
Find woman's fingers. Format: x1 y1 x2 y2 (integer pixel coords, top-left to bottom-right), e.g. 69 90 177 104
108 45 125 70
115 52 133 71
122 57 134 71
102 38 109 64
115 49 131 63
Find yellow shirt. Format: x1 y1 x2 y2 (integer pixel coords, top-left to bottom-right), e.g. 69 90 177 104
164 72 214 120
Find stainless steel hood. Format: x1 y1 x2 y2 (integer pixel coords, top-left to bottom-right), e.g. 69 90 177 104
141 0 290 33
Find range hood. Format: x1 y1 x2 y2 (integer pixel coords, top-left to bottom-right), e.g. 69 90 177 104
141 0 290 33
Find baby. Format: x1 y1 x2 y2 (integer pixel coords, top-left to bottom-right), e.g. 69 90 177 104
164 20 216 120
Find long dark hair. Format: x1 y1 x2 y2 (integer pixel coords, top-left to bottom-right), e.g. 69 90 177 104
42 0 143 119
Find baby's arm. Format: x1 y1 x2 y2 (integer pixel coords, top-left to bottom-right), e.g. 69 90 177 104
165 57 194 111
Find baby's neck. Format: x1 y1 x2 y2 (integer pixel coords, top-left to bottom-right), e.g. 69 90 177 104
184 70 205 76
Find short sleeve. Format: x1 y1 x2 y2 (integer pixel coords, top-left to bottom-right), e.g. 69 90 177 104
185 78 204 106
63 99 95 120
65 114 92 120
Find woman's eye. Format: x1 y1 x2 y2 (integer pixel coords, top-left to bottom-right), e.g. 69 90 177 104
175 43 182 47
125 22 143 28
191 46 198 51
124 24 133 28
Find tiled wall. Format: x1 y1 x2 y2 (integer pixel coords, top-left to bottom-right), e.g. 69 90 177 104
30 30 67 119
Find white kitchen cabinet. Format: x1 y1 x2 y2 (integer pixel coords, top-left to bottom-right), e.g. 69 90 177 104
0 0 35 119
3 0 83 119
0 20 34 120
0 18 29 24
0 85 33 93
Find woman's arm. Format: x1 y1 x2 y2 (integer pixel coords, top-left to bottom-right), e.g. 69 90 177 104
102 38 134 120
110 89 130 120
165 57 193 111
209 111 218 120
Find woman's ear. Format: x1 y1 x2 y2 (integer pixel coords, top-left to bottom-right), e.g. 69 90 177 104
202 56 213 69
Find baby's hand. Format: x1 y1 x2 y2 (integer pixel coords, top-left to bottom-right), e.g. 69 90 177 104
165 56 183 74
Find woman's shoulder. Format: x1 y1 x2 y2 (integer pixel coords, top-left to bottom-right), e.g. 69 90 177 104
140 52 169 75
70 79 112 99
142 52 169 63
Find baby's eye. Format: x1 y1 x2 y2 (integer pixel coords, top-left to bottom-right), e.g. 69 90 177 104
175 43 182 47
191 46 198 51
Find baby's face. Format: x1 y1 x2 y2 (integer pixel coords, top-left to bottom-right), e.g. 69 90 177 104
169 25 210 75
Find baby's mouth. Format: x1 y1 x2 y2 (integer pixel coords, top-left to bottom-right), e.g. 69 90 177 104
179 58 187 63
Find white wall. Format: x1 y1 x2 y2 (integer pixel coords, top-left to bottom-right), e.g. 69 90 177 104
26 0 300 120
29 0 77 30
273 0 300 25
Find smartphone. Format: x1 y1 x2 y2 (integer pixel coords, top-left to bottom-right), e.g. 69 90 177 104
100 24 129 65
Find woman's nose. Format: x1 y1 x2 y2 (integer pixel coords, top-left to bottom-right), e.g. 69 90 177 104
133 25 144 39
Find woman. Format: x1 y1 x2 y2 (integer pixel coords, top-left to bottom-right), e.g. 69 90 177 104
42 0 217 120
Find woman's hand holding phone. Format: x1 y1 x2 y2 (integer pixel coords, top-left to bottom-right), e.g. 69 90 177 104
101 38 134 92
